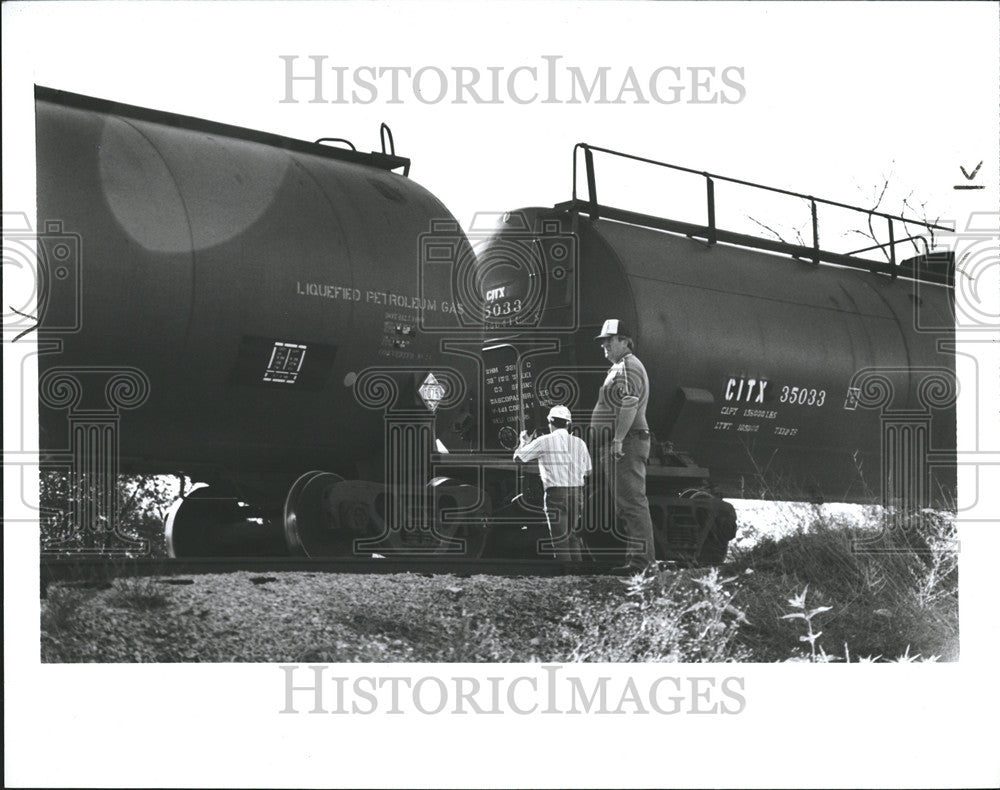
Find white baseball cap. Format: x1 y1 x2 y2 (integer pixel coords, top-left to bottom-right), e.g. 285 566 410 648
547 405 572 422
595 318 631 340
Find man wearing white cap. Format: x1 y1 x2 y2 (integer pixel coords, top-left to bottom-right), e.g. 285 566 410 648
593 318 656 573
513 404 592 561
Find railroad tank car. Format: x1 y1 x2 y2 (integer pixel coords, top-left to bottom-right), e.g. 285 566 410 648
472 146 955 562
34 87 486 559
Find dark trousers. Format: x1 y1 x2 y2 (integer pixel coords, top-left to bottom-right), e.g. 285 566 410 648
543 486 585 561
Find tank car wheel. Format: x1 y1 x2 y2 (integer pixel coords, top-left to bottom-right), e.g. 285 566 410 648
694 499 738 567
695 531 729 566
165 486 241 558
426 477 490 559
480 492 549 560
283 471 351 558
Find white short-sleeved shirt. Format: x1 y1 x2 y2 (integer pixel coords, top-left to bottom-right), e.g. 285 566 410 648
513 428 593 489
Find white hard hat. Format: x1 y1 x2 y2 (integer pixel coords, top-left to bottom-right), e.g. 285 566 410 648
548 405 572 422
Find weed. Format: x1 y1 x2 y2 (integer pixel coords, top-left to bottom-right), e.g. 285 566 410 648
111 576 169 611
780 585 833 662
40 584 94 635
730 507 959 661
561 566 750 662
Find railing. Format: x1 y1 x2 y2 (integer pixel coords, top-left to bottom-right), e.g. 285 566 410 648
568 143 953 283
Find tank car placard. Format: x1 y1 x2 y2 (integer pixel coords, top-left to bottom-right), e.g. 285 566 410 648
230 336 337 391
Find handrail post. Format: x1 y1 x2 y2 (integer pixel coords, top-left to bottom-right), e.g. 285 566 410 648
810 199 819 265
571 143 580 202
706 175 717 245
584 146 599 220
379 123 395 156
888 218 897 280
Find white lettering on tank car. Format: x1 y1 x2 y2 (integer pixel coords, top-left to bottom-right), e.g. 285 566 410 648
742 408 777 419
296 281 362 301
778 386 827 407
294 282 440 311
724 377 768 403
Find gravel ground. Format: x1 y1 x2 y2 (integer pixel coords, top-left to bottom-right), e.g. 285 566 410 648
41 571 637 663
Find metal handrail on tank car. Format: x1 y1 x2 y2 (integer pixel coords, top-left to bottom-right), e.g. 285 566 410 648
380 122 397 157
314 137 358 150
566 143 954 285
846 234 930 257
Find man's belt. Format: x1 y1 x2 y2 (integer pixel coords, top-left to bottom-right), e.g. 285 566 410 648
626 429 650 438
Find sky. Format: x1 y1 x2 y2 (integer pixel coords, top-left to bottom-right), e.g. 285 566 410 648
4 2 999 787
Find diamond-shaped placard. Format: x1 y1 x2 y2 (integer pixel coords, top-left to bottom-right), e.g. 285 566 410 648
418 373 446 412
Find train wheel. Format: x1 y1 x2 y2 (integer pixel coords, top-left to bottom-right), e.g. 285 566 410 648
166 486 230 557
480 493 551 559
695 500 738 566
426 477 490 559
695 530 730 566
283 471 350 558
165 486 288 558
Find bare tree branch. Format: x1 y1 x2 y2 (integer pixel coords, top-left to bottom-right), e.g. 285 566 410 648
865 175 892 263
901 194 941 253
746 215 789 244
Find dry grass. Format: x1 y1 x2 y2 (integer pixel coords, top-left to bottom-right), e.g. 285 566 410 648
726 509 958 662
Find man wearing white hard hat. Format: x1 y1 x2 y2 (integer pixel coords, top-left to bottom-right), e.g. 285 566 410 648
592 319 655 573
513 404 592 561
